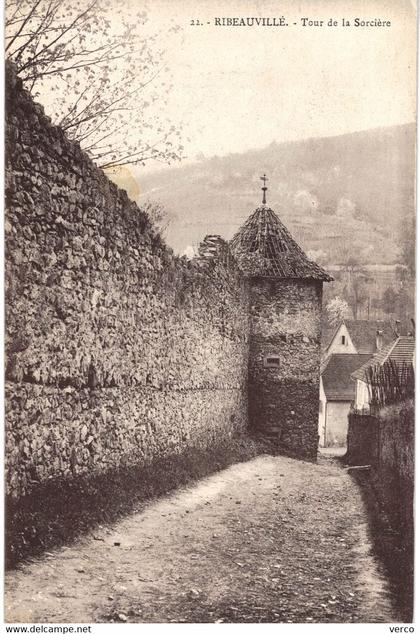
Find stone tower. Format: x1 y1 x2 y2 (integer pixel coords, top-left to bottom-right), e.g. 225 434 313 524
230 178 332 460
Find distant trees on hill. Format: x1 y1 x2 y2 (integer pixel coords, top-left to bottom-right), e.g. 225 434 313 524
382 287 398 314
339 257 372 319
400 213 415 277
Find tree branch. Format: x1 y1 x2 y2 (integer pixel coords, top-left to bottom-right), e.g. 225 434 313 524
5 0 44 52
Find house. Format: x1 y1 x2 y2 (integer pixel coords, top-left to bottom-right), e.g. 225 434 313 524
351 335 415 411
318 353 372 447
322 319 394 360
318 319 396 447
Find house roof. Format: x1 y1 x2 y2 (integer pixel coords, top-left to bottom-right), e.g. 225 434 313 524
321 323 338 352
230 206 333 281
322 354 372 401
343 319 394 353
351 336 415 382
323 319 395 355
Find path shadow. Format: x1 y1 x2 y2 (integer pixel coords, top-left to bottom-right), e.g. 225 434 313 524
347 467 413 622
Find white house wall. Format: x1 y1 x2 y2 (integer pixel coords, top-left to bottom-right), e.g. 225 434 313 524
355 380 370 410
318 377 327 447
324 401 351 447
325 323 357 357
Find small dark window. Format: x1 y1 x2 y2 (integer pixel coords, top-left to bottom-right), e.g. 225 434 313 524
264 355 281 368
341 335 346 345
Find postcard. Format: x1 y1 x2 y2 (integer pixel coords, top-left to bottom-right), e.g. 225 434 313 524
4 0 416 626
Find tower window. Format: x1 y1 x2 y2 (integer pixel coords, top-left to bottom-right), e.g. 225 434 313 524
264 355 281 368
341 335 346 345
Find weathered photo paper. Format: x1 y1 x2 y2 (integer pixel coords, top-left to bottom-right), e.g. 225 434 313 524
4 0 416 625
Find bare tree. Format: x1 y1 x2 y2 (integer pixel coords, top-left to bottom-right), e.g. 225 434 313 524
341 257 372 319
6 0 184 168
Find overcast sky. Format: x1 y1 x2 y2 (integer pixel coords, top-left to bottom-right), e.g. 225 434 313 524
128 0 416 173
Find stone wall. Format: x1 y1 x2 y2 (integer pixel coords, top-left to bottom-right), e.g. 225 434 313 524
347 401 414 618
346 413 379 466
347 401 414 544
347 401 414 493
5 66 250 502
248 279 323 459
376 401 414 527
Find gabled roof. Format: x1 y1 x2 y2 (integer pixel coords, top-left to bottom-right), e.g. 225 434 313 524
342 319 394 353
322 354 372 401
351 336 415 382
230 206 332 281
321 323 337 352
323 319 395 355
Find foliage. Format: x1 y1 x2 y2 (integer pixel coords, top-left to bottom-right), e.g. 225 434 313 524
340 257 372 318
325 296 350 325
233 248 272 276
142 199 171 236
400 213 415 277
322 203 336 216
366 360 415 412
395 286 415 327
5 0 184 168
382 287 398 314
395 265 409 283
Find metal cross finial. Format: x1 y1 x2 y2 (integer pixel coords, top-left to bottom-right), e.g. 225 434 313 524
260 173 268 205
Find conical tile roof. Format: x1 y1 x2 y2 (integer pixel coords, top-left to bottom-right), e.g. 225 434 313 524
230 205 333 281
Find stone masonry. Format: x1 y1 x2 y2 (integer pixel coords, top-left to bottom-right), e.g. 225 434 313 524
231 206 332 460
5 62 330 510
248 279 323 459
5 66 249 501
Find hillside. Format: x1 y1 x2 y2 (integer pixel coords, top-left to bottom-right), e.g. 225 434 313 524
122 124 416 263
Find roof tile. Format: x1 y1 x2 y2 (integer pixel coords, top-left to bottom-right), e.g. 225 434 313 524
230 206 332 281
351 336 415 382
322 353 372 400
343 319 394 353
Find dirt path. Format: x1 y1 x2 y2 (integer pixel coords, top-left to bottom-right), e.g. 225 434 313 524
5 454 395 623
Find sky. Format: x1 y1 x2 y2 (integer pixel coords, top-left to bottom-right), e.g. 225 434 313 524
128 0 417 174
